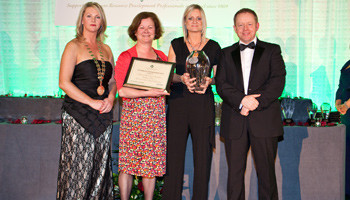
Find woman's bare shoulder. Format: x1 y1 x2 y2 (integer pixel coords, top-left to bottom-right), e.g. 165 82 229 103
65 38 81 51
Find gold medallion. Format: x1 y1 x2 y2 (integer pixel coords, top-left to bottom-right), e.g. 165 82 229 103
97 85 105 96
84 39 106 96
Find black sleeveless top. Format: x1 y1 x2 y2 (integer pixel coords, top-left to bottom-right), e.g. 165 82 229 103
62 59 113 138
169 37 221 99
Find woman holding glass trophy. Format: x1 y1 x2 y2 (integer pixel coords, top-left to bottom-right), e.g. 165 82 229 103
162 4 221 200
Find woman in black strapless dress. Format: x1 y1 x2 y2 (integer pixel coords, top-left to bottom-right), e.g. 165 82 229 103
162 4 221 200
56 2 116 199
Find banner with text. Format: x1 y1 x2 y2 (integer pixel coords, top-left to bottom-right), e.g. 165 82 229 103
55 0 239 27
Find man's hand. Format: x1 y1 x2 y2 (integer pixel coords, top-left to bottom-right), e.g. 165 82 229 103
241 94 261 111
240 106 249 116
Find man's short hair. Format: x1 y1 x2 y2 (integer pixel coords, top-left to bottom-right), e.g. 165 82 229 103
234 8 258 25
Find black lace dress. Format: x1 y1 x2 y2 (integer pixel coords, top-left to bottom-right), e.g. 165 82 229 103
56 60 114 200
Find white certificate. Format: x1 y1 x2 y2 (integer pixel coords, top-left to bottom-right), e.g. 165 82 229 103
123 57 175 92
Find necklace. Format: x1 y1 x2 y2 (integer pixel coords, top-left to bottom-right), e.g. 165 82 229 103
84 39 106 96
187 38 202 52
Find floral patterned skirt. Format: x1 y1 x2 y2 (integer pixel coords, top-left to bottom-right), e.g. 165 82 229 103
56 111 113 200
118 97 166 177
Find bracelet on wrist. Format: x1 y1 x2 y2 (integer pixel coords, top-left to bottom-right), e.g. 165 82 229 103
345 103 349 109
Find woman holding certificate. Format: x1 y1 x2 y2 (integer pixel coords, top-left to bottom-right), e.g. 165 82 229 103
162 4 221 200
114 12 168 200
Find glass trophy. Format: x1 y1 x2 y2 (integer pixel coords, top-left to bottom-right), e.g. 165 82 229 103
186 50 210 91
320 103 331 123
281 98 295 125
307 103 318 126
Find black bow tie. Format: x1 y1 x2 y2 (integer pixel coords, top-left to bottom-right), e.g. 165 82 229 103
239 42 255 51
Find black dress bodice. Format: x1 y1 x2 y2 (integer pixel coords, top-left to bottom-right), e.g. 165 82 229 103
62 59 113 138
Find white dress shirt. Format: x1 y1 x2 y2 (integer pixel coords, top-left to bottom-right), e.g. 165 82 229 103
239 37 257 109
240 37 257 95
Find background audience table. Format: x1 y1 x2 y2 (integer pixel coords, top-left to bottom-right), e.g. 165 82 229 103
0 122 345 200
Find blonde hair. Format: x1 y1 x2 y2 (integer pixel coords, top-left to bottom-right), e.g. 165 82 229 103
75 2 107 42
182 4 207 42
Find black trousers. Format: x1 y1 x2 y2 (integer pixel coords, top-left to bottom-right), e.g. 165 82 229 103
162 96 213 200
224 120 279 200
341 115 350 196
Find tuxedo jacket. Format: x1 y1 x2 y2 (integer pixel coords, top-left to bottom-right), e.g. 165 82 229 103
216 39 286 140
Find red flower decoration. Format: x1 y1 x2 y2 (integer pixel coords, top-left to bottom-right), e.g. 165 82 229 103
9 119 22 124
32 119 51 124
283 122 296 126
137 181 144 192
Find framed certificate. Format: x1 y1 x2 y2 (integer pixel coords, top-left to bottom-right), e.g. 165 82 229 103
123 57 175 92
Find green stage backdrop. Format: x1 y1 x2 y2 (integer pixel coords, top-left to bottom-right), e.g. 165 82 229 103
0 0 349 108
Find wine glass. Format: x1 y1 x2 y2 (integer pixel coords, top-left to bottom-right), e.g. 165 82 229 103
307 103 318 121
320 103 331 121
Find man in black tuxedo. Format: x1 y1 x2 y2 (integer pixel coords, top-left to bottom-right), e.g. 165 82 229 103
216 8 286 200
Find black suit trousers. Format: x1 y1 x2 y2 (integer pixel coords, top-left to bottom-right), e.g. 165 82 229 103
162 96 213 200
224 119 279 200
